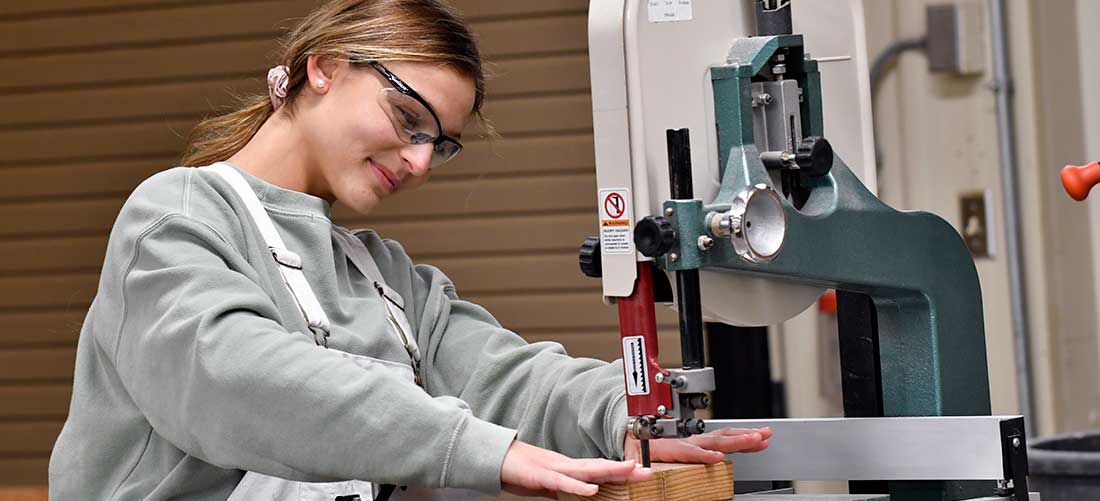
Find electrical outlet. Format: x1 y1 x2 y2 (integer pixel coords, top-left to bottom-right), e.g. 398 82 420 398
960 191 993 258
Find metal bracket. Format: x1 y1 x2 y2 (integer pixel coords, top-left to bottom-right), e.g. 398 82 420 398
627 415 706 439
665 367 716 393
996 417 1029 501
665 367 715 419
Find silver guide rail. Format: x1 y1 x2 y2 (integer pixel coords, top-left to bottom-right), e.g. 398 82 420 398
710 416 1023 481
733 493 1039 500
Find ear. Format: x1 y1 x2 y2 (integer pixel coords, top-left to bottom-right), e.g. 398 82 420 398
305 54 344 95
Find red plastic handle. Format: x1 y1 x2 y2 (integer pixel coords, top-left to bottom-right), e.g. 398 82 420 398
1062 161 1100 201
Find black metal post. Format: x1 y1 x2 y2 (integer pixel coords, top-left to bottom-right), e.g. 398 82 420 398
666 128 705 370
754 0 793 37
837 291 888 495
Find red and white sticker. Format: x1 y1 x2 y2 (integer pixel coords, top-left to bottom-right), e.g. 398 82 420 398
622 335 650 396
599 188 633 255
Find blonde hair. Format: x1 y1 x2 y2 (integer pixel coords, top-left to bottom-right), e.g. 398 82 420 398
181 0 485 167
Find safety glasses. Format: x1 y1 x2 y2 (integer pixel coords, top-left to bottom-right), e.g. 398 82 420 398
367 61 463 169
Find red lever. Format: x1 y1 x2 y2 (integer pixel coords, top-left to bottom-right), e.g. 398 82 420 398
1062 161 1100 201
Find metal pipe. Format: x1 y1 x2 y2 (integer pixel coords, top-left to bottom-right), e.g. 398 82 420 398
989 0 1036 437
675 271 705 369
754 0 793 36
666 128 706 370
667 128 694 199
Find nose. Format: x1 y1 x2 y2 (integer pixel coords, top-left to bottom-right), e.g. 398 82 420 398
400 143 433 177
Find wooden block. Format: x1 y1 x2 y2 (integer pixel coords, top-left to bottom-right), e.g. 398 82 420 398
559 461 733 501
0 487 48 501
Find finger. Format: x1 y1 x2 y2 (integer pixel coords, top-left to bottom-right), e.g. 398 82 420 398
501 485 556 499
743 440 770 455
622 436 643 463
688 431 764 453
652 439 725 463
704 425 774 440
545 470 599 498
708 428 760 437
705 427 772 440
561 459 650 484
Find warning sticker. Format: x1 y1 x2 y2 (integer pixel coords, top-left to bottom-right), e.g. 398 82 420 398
647 0 693 23
622 336 650 396
600 188 633 255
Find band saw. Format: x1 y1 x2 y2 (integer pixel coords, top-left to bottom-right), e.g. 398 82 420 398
577 1 1037 499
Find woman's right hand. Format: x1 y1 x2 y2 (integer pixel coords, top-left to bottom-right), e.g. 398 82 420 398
500 440 653 499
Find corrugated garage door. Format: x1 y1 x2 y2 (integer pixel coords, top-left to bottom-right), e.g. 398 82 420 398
0 0 681 487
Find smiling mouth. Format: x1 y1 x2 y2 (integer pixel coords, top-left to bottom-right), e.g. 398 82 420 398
369 159 399 192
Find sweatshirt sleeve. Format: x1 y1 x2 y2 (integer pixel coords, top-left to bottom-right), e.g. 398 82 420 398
363 234 629 461
103 213 515 494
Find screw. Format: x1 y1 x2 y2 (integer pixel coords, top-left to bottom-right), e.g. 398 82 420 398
1013 437 1021 448
656 405 667 415
751 92 773 107
668 253 679 262
654 372 665 383
665 207 675 216
698 235 714 250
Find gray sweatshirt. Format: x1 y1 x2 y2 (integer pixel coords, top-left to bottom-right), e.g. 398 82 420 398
48 164 628 500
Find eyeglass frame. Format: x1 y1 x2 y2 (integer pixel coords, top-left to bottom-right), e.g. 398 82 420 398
365 61 464 166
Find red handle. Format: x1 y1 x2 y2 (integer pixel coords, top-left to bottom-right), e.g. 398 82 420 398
1062 161 1100 201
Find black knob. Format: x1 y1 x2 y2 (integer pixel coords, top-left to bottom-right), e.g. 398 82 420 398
795 136 833 177
578 236 602 278
634 216 676 257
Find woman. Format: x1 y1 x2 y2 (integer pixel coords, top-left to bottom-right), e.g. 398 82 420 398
48 1 770 499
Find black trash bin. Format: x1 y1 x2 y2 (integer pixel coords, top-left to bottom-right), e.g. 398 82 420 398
1029 431 1100 500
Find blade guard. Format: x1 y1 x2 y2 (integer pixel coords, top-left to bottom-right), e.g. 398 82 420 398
618 261 673 417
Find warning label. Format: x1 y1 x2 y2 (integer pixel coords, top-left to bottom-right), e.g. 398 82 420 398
622 336 650 396
600 189 632 255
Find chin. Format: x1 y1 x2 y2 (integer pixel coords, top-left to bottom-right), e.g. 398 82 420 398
335 189 382 216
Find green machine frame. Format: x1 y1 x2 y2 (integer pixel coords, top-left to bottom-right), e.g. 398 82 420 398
658 35 994 500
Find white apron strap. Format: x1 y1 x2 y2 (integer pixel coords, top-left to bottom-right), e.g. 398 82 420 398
206 163 331 347
331 228 422 384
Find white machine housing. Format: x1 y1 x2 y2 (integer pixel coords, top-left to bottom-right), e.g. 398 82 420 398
588 0 878 326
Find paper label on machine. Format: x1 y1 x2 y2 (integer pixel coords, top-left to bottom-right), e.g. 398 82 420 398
647 0 693 23
622 336 650 395
600 189 633 255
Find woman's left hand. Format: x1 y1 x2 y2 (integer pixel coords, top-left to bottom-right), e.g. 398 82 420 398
623 426 772 463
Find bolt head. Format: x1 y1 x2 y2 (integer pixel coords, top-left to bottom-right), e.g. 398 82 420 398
668 253 679 262
656 405 667 415
654 372 664 383
665 207 675 216
1013 437 1021 448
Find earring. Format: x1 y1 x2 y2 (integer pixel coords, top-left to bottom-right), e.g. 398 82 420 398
315 79 326 88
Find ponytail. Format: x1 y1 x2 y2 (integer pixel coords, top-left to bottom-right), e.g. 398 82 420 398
181 95 274 167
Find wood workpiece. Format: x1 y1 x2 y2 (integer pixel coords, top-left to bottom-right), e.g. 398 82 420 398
559 461 733 501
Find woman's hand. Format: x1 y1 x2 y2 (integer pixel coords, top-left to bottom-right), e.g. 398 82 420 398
624 426 772 464
500 440 654 499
